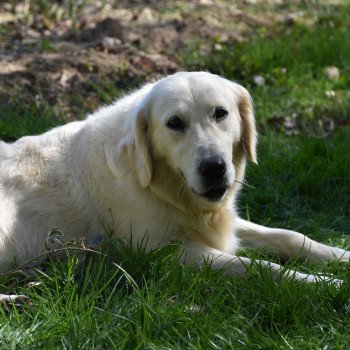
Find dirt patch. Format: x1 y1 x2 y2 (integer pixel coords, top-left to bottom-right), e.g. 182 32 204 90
0 1 305 118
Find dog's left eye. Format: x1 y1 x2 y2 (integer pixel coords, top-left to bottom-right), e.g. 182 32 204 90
166 116 186 132
214 107 228 122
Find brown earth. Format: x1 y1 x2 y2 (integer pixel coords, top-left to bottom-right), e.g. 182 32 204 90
0 0 312 118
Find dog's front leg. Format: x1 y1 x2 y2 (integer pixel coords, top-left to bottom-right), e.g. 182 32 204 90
235 218 350 262
178 243 333 283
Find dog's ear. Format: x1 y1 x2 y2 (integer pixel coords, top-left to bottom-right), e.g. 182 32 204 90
237 86 257 164
112 105 153 188
133 108 153 187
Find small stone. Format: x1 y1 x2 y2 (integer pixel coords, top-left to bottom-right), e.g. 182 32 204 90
101 36 122 50
219 33 230 43
325 90 336 98
283 116 297 131
0 12 16 24
138 7 155 24
280 67 287 74
253 75 265 86
185 304 201 314
324 66 340 80
59 69 76 88
304 107 313 114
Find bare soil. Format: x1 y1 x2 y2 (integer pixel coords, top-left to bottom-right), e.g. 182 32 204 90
0 1 305 118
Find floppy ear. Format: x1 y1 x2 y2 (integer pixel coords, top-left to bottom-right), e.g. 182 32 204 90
111 105 153 188
133 108 153 187
237 86 257 164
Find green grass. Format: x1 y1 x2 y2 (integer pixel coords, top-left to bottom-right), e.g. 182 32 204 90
1 130 350 349
0 102 64 141
1 225 350 349
242 129 350 242
26 0 96 24
1 2 350 349
182 4 350 131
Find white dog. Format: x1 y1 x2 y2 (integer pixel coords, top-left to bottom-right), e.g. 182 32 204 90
0 71 349 282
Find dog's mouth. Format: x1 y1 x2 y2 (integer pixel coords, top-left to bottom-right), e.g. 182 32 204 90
191 185 228 202
185 170 229 202
201 186 227 202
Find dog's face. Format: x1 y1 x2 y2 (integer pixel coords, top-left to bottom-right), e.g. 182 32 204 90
132 72 257 204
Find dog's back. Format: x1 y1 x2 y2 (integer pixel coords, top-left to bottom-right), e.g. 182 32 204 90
0 84 157 268
0 122 97 267
0 139 15 161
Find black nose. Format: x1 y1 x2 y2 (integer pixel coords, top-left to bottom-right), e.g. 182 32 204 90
198 156 226 183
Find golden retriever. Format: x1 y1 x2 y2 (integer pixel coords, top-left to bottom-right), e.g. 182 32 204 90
0 71 348 283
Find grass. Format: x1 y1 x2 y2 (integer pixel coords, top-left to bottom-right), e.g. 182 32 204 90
242 129 350 242
182 4 350 132
1 233 350 349
0 102 64 141
1 1 350 349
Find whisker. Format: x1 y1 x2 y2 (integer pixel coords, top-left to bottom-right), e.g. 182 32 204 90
234 179 256 189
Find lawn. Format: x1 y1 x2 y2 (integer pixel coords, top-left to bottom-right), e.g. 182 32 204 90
1 1 350 349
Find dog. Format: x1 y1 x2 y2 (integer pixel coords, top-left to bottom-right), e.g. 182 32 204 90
0 71 349 283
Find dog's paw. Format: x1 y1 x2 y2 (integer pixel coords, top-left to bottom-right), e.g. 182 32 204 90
337 250 350 263
325 247 350 263
305 274 343 287
290 270 342 286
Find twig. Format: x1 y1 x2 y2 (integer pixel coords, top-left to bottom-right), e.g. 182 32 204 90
0 247 110 277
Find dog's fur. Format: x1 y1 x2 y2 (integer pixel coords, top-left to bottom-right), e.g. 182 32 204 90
0 72 349 281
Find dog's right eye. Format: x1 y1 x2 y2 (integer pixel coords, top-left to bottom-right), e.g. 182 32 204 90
166 116 186 132
214 107 228 122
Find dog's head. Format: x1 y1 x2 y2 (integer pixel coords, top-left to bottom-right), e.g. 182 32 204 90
124 72 257 204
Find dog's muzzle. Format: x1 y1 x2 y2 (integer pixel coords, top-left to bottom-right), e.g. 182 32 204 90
198 156 228 202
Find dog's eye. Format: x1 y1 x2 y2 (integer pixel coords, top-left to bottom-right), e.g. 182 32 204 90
214 107 228 122
166 116 186 132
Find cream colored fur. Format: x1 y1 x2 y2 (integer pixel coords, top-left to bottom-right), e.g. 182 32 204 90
0 72 349 282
